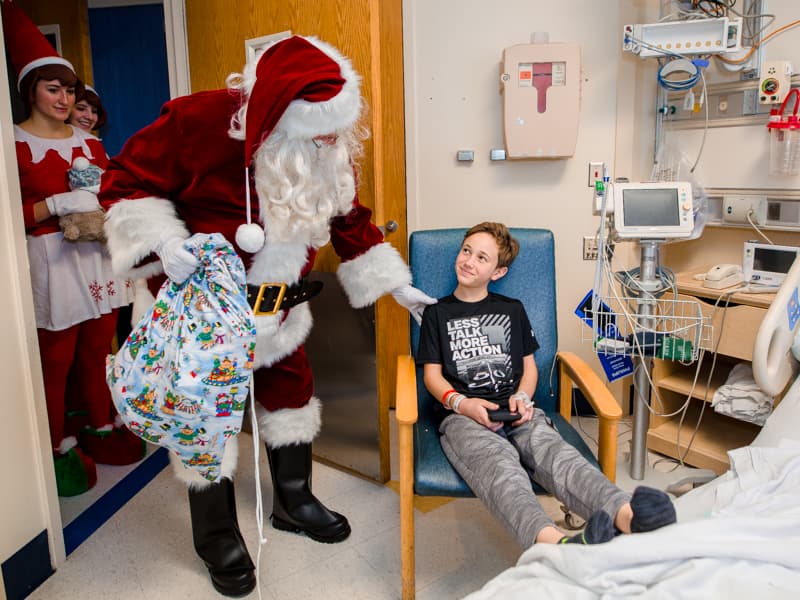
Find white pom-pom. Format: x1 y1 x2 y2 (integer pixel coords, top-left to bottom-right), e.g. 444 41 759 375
72 156 91 171
235 223 265 252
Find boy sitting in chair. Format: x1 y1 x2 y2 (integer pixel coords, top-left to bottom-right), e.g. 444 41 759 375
417 222 676 547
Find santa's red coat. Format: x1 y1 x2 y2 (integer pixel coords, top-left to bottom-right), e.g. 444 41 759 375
99 89 411 449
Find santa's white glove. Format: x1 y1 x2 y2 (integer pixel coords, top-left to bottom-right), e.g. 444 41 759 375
45 189 101 216
391 285 437 324
156 237 199 284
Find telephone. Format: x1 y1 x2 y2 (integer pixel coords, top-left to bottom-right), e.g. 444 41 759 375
702 263 744 289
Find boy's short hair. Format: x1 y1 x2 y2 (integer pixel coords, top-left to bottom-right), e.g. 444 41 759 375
463 222 519 269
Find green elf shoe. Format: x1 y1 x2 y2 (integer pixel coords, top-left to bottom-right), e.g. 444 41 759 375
54 447 97 497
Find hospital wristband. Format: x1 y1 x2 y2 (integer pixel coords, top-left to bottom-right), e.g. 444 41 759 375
441 389 457 408
451 394 465 414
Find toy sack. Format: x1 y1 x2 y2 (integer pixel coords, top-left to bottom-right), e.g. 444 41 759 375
106 233 256 482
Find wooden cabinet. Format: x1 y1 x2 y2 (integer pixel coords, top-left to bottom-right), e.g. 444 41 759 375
646 270 777 474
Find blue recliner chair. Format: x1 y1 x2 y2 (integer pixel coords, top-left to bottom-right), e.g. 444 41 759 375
396 228 622 599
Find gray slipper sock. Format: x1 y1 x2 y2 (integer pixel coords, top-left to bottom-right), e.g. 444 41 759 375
630 486 676 533
560 510 614 544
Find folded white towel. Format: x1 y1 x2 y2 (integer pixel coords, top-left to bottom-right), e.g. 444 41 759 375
712 363 774 426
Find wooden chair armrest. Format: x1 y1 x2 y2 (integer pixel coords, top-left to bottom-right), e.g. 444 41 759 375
395 353 417 598
396 354 419 426
556 351 622 483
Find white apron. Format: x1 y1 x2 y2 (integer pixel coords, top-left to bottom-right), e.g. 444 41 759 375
27 231 134 331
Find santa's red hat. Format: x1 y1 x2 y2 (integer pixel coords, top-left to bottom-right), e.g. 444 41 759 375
1 0 76 90
242 35 362 167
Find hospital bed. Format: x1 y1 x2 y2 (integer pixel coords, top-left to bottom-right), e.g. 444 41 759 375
464 259 800 599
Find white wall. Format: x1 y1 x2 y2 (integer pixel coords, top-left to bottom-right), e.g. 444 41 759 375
404 0 658 391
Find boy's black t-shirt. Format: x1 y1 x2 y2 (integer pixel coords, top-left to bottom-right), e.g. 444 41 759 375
417 292 539 404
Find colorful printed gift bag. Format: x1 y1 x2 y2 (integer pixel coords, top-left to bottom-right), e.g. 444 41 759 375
107 233 256 482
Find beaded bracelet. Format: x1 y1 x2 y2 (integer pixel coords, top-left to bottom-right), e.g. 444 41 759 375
510 390 533 408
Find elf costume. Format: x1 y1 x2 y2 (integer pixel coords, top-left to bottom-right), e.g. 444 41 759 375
99 35 431 597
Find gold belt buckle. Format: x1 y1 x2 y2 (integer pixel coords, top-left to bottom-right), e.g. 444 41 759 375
253 283 288 316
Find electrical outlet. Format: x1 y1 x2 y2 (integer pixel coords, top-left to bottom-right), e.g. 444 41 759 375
723 195 767 225
583 236 598 260
588 162 605 187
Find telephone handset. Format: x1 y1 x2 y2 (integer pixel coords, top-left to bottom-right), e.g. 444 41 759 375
702 263 744 289
706 264 742 281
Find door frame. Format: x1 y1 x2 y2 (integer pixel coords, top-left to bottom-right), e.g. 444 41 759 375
0 44 66 570
163 0 191 98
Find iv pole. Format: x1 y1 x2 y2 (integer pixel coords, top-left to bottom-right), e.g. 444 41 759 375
630 240 662 480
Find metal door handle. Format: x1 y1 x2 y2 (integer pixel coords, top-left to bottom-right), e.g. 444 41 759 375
379 220 399 234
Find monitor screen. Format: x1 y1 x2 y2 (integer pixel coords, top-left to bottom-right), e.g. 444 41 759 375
612 181 693 240
622 188 680 226
754 247 797 274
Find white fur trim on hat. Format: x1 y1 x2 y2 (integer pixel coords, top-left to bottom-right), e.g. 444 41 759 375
337 242 411 308
170 436 239 489
18 56 74 90
256 397 321 448
104 197 190 279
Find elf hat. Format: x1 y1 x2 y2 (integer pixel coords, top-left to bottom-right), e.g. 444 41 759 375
1 0 76 90
242 35 362 168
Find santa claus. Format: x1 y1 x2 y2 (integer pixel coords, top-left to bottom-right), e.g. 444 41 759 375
99 35 433 596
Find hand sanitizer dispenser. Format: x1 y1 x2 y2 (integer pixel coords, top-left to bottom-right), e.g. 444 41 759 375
500 34 581 159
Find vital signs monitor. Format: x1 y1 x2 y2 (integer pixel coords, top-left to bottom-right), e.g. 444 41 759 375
612 181 694 240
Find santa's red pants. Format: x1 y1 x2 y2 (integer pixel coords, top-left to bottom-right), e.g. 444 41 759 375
253 346 314 411
37 310 119 451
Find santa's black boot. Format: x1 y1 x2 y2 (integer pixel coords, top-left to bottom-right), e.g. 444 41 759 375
267 442 351 543
188 478 256 597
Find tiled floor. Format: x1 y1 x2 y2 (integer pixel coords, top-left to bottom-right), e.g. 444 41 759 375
33 414 702 599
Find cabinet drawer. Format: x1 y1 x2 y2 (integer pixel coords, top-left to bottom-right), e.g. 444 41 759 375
671 293 765 361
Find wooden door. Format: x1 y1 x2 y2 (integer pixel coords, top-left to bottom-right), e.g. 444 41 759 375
185 0 408 482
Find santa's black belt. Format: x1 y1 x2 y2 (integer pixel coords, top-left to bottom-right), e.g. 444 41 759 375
246 279 323 316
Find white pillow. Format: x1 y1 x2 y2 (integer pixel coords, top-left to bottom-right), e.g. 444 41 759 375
793 327 800 362
751 373 800 447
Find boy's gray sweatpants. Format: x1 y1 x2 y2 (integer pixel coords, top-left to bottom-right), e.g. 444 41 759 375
439 408 630 549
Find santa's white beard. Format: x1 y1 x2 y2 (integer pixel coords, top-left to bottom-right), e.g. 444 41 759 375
252 132 357 248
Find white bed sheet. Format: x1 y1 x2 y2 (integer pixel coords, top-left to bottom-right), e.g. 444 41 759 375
675 373 800 523
465 376 800 600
